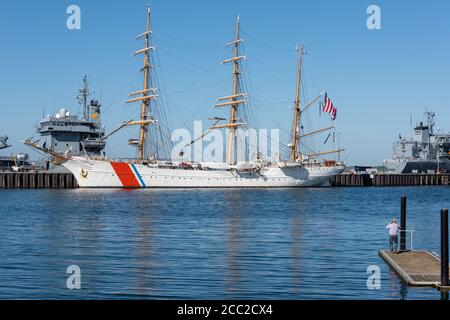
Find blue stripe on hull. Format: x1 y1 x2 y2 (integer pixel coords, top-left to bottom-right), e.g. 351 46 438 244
130 163 146 187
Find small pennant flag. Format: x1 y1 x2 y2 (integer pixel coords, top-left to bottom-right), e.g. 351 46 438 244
322 92 337 120
148 4 151 14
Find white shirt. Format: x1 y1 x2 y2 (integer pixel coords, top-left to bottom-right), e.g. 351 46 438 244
386 223 399 236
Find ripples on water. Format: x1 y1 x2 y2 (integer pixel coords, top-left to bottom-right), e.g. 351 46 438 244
0 187 449 299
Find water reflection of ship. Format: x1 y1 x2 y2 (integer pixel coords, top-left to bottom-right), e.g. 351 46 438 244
135 203 156 296
290 214 302 294
224 192 243 297
223 190 305 297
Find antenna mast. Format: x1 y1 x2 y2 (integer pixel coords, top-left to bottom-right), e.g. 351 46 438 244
210 16 247 165
77 75 90 120
290 44 304 162
126 5 158 160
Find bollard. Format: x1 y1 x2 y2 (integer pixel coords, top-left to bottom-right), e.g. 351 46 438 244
400 196 407 251
441 209 449 287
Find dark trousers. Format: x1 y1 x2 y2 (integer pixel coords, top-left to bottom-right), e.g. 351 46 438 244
389 235 398 252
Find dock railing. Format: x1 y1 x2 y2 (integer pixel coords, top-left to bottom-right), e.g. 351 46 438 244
399 229 415 251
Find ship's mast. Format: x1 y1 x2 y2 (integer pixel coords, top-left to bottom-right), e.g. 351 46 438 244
210 16 247 165
126 6 158 161
290 45 304 162
77 75 91 120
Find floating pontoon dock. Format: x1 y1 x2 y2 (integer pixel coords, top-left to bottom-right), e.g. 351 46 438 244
379 250 449 290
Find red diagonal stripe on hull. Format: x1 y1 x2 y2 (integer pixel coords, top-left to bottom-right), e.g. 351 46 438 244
110 162 141 188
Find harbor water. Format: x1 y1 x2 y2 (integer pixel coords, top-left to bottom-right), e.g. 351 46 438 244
0 187 448 299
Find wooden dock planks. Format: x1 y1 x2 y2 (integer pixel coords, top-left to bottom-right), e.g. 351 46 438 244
379 250 449 289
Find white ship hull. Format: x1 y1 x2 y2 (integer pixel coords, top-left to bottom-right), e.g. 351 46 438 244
62 157 345 188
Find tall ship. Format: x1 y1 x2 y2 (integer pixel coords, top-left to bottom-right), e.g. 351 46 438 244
384 112 450 173
24 7 345 188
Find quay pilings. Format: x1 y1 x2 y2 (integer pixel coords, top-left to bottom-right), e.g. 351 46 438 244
1 172 450 189
330 173 450 187
0 172 78 189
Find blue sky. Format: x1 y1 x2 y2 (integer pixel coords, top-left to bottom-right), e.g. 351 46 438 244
1 0 449 165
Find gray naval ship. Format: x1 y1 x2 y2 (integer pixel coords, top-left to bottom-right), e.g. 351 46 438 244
36 76 106 171
0 136 34 171
384 112 450 173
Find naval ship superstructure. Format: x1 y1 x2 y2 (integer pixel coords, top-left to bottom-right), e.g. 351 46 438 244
0 135 35 171
36 76 106 171
384 112 450 173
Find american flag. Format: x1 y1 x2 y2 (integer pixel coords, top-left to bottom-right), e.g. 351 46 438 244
322 93 337 120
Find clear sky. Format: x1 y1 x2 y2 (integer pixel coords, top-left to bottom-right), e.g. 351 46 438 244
1 0 449 165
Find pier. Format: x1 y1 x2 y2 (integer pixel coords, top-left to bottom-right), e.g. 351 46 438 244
380 198 450 291
331 173 450 187
379 250 448 289
1 172 450 189
0 172 78 189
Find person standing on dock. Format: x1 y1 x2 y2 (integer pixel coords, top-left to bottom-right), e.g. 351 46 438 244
386 218 399 253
